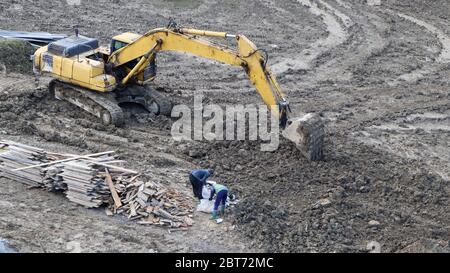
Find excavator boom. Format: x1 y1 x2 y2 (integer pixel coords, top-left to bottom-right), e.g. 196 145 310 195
108 28 287 119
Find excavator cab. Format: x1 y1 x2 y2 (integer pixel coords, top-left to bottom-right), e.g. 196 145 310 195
111 33 157 84
110 33 140 52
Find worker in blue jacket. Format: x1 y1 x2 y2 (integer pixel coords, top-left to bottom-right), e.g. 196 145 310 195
208 181 229 220
189 169 214 200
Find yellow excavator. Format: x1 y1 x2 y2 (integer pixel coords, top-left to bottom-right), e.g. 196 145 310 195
33 23 324 160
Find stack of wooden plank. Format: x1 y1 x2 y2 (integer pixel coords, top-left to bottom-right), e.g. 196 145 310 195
0 141 119 208
0 140 195 229
0 141 51 187
106 174 195 228
62 160 111 208
42 164 65 192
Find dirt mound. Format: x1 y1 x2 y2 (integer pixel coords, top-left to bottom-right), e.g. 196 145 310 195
193 136 450 253
0 39 35 74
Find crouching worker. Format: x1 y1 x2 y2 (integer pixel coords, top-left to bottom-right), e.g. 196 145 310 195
189 169 214 200
208 181 228 220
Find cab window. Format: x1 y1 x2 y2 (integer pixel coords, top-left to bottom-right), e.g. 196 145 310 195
111 40 128 53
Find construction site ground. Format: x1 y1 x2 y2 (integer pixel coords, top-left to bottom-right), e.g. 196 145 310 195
0 0 449 252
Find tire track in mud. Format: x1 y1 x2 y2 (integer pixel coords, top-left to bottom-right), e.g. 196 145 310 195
385 11 450 85
335 0 351 9
290 0 448 87
282 0 450 89
271 0 350 74
147 0 216 19
258 0 323 33
0 78 28 91
307 0 389 84
273 0 392 89
354 110 450 181
396 13 450 63
0 74 40 94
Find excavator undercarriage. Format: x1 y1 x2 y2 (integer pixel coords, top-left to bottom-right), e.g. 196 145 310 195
50 80 172 126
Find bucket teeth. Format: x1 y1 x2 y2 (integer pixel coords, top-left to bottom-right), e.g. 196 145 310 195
282 113 325 161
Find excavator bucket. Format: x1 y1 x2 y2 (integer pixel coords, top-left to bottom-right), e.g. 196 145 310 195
282 113 325 161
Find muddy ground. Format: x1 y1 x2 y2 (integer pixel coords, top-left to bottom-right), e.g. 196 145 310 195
0 0 449 252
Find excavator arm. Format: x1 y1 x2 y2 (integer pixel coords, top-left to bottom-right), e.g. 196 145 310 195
108 27 324 160
108 27 289 126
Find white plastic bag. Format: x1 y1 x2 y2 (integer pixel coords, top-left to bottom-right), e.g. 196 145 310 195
196 199 214 213
202 184 213 199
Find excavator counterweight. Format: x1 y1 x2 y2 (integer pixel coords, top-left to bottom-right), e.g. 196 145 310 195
33 25 324 160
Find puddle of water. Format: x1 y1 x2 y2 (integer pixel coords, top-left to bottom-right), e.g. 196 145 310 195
368 111 450 132
0 239 17 253
370 123 450 132
163 0 203 8
407 112 450 120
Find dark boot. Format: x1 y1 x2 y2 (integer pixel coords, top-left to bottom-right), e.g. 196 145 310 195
210 210 218 220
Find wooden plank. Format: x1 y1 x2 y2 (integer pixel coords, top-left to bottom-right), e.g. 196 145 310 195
143 188 156 196
13 151 115 171
156 208 174 220
105 208 114 216
129 202 137 217
66 196 101 208
136 197 147 208
0 141 45 153
137 191 148 202
88 162 138 174
105 168 122 208
93 160 125 165
129 174 141 183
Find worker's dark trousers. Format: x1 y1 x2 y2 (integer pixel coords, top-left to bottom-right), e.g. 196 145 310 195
189 173 203 200
214 190 228 211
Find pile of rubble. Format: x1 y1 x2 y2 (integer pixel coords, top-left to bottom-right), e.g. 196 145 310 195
0 140 194 228
106 173 194 228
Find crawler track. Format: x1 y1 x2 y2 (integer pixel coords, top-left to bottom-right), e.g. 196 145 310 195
51 80 124 126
